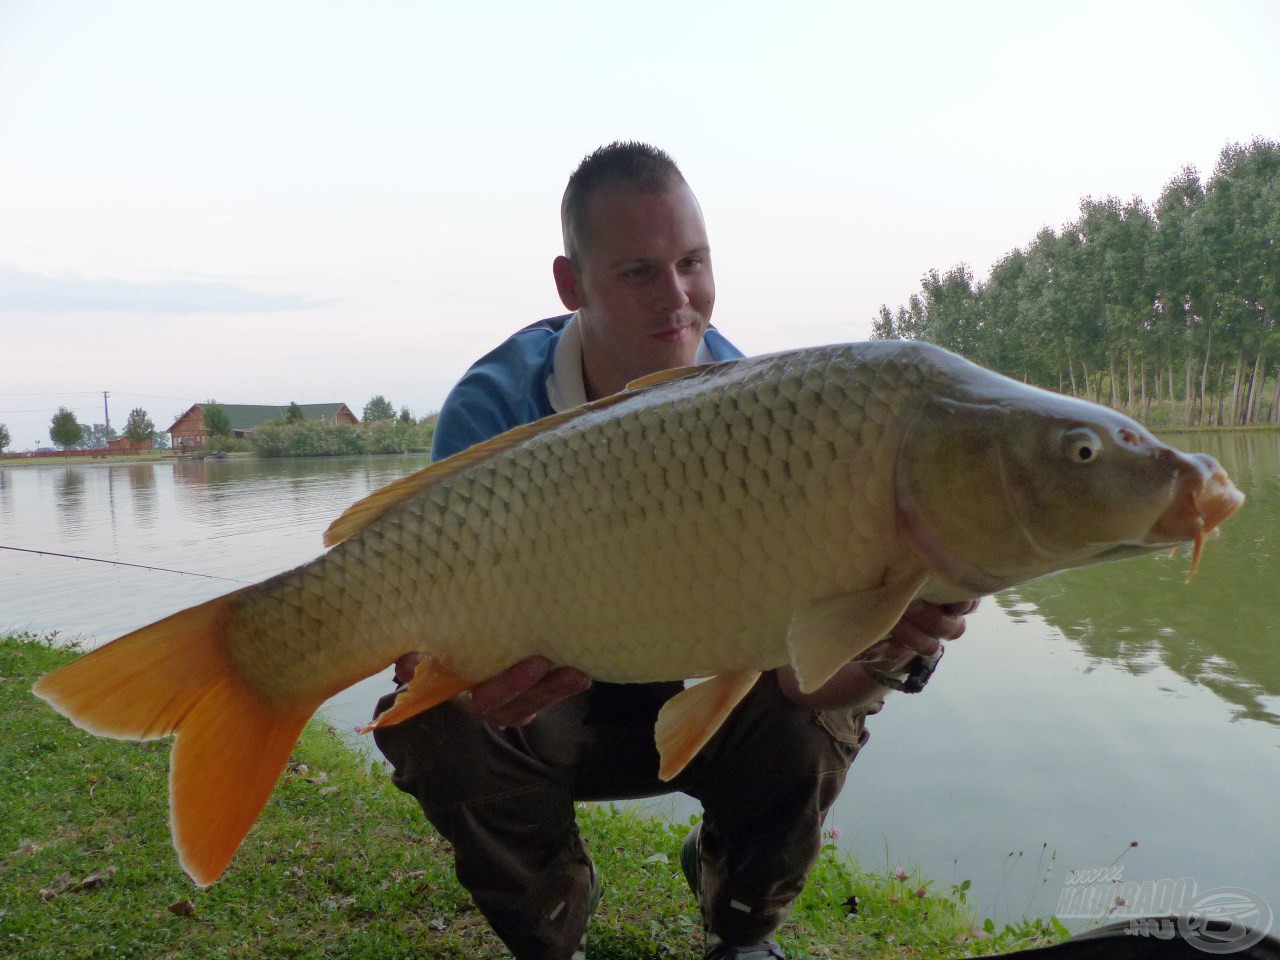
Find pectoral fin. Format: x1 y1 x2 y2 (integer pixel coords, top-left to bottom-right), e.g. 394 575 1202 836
360 658 473 732
654 671 762 781
786 572 928 693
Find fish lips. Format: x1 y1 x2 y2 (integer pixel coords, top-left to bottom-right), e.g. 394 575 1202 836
1148 451 1245 575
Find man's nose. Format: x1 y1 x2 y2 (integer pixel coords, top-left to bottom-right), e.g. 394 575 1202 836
653 266 690 312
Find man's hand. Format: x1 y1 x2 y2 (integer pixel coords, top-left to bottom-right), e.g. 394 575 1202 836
392 653 591 729
882 598 976 666
777 598 978 711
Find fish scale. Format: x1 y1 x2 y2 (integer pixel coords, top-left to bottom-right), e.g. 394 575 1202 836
32 339 1243 887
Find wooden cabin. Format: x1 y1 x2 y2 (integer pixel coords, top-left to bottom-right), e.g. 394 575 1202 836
106 436 154 454
167 403 359 450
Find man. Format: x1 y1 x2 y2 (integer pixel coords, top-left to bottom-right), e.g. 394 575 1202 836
374 142 972 960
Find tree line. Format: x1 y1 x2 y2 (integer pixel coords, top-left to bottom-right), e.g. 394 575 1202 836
872 138 1280 427
32 407 166 452
16 395 436 457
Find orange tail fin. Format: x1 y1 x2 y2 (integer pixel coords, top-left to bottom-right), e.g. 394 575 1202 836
32 589 318 887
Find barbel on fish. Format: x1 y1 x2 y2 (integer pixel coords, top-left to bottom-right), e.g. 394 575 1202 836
33 340 1243 887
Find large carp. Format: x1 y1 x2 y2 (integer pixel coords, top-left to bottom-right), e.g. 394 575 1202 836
34 340 1242 887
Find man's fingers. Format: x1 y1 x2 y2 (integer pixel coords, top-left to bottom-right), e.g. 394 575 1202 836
465 657 555 715
885 599 978 657
393 652 425 686
462 661 592 727
885 619 941 658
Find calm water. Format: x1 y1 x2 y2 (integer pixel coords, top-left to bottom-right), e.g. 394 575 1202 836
1 440 1277 926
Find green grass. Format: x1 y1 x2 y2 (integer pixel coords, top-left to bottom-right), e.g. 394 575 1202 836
0 634 1065 958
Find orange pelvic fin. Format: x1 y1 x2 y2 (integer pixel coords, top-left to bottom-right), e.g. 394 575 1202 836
360 658 473 732
654 670 762 781
32 589 320 888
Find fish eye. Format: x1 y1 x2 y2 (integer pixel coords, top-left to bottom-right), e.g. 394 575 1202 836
1062 427 1102 464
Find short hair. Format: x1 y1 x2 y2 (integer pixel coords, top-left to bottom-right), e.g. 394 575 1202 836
561 141 686 261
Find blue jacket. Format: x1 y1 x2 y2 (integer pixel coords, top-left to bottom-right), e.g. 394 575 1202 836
431 314 744 461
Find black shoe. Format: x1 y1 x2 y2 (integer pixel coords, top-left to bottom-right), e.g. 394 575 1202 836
704 938 786 960
680 824 786 960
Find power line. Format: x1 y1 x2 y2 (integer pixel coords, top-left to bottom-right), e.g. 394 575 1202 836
0 391 196 402
0 391 105 397
0 406 103 415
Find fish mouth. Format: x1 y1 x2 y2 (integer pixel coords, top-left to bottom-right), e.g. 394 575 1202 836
1148 452 1245 576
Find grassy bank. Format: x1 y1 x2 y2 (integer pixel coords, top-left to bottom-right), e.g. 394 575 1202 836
1 635 1063 958
0 452 180 466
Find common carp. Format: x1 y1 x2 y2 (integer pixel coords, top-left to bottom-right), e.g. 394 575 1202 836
34 340 1242 887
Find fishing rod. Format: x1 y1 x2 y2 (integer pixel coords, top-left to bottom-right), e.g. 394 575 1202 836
0 545 252 584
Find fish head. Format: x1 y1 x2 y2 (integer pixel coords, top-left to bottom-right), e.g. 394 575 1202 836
894 374 1244 596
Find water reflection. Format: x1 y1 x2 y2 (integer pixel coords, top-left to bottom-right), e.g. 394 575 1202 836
117 464 158 527
173 460 211 486
54 468 87 536
1001 430 1280 724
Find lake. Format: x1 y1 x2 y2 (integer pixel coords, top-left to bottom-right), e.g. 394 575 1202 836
1 438 1277 928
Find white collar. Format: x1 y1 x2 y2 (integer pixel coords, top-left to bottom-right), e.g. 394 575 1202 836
546 313 715 413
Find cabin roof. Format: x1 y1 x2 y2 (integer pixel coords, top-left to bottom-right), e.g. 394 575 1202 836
167 403 356 432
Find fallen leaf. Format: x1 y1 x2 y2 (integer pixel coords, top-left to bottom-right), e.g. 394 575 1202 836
40 875 74 901
428 917 447 932
306 772 329 785
76 867 118 891
319 786 340 797
168 899 196 916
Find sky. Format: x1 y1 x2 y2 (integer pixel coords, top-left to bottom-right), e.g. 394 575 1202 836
1 0 1277 450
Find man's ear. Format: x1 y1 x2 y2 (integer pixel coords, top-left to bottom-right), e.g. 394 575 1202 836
553 255 583 311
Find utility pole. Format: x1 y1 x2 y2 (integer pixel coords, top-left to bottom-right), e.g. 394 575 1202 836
103 391 110 439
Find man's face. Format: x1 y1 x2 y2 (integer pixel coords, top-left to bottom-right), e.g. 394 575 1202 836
556 181 716 399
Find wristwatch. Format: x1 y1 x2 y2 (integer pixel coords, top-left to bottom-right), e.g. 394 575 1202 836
865 647 944 694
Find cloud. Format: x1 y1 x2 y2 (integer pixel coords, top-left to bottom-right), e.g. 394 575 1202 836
0 264 333 314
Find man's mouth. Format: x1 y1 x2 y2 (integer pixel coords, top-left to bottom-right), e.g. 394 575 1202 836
652 326 690 344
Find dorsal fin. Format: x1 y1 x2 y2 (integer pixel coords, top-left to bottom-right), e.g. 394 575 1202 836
624 362 716 391
324 383 656 547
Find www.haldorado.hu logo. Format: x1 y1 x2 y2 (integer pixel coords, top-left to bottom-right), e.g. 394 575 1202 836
1055 867 1273 954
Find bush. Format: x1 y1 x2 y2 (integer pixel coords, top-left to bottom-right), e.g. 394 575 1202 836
247 420 433 458
364 419 429 454
207 434 251 455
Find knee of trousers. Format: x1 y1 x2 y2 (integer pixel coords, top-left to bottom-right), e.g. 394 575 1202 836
371 689 584 810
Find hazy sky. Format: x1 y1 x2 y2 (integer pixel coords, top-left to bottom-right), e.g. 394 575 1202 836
2 0 1277 450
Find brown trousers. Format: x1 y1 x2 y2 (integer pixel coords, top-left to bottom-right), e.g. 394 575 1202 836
373 672 867 959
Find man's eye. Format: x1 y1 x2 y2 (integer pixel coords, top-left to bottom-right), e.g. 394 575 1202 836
621 266 652 281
